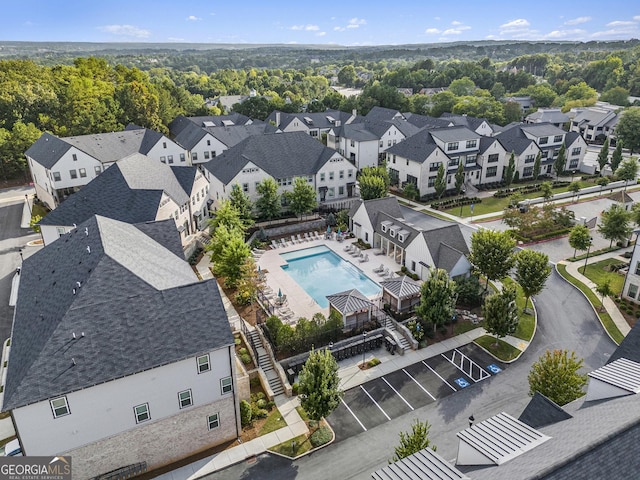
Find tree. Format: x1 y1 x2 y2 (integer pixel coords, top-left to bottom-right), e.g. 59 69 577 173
208 199 246 234
434 163 446 199
514 250 551 312
337 65 357 87
532 152 542 181
298 348 343 422
568 181 581 201
596 176 610 195
212 228 251 288
597 138 610 174
615 157 638 192
469 229 516 291
255 178 281 221
568 224 592 259
528 350 588 406
228 183 254 228
631 202 640 227
359 166 390 200
596 280 614 312
483 283 519 346
598 203 632 247
391 419 436 463
403 182 419 201
553 143 566 179
416 268 458 332
611 140 623 173
288 177 317 219
540 181 553 202
455 161 465 196
448 77 476 96
616 107 640 153
504 152 516 187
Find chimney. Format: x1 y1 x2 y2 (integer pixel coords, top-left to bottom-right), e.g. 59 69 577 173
352 109 357 117
275 111 281 126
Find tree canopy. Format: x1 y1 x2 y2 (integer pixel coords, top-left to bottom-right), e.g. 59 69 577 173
483 283 519 345
392 419 436 463
468 229 516 290
298 348 343 422
415 268 458 332
528 350 588 406
514 250 552 311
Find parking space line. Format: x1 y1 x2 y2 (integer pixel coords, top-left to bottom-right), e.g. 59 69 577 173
422 361 457 391
442 349 491 382
360 385 391 421
340 398 367 432
402 369 436 401
381 377 414 411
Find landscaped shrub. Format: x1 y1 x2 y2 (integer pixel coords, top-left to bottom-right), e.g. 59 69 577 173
292 383 299 395
239 347 248 355
256 392 266 401
309 426 332 447
253 408 268 419
240 353 252 365
235 337 241 346
257 399 268 409
367 358 381 368
240 400 252 426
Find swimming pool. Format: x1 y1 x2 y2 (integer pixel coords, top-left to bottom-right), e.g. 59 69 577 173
280 245 381 308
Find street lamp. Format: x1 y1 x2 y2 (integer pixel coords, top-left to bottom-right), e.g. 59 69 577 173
362 332 367 368
25 194 32 215
571 170 576 182
582 237 593 274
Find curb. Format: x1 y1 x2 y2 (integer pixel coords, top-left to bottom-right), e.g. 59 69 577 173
266 420 336 461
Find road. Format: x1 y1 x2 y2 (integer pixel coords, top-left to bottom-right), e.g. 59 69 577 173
201 206 617 480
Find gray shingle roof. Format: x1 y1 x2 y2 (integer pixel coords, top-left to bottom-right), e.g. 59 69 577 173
441 113 490 133
326 289 373 314
38 164 163 227
525 109 569 125
132 219 185 259
422 225 469 273
25 132 72 169
365 106 403 122
348 197 405 232
376 212 420 247
385 131 439 163
118 154 189 205
495 124 537 155
607 318 640 365
3 215 232 411
520 123 566 138
379 276 421 299
203 131 338 184
403 113 452 129
267 110 353 130
518 392 573 430
339 122 379 142
429 125 478 143
171 165 197 196
172 121 207 150
207 123 279 148
372 447 470 480
183 113 252 129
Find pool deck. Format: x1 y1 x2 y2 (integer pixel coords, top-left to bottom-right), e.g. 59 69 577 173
256 235 404 323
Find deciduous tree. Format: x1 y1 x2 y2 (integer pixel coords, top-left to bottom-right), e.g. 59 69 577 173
553 143 566 179
597 138 610 174
455 161 465 196
514 250 551 312
533 152 542 181
298 348 343 422
568 224 592 259
598 203 632 247
615 157 638 191
611 140 623 173
616 107 640 153
596 280 614 312
504 152 516 187
468 229 516 291
528 350 588 406
228 183 254 228
434 163 446 199
416 268 458 332
391 419 436 463
359 166 390 200
483 283 519 346
255 178 281 221
288 177 317 219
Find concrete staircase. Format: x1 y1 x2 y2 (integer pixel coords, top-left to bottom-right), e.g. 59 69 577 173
380 315 411 352
247 328 285 396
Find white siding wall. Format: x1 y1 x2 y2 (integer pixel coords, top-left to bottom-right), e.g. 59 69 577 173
479 142 508 185
40 225 74 246
49 147 102 192
189 170 211 228
13 347 235 456
379 126 403 153
147 137 189 166
317 155 353 201
350 204 374 244
27 157 57 210
281 119 310 134
343 139 379 170
190 134 225 164
223 163 267 204
404 236 434 280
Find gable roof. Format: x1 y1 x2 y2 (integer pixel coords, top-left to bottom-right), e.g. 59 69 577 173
267 110 354 130
441 113 491 133
520 123 566 138
25 132 73 169
203 131 338 184
429 125 479 144
365 106 404 122
607 319 640 365
403 113 452 130
348 197 404 229
518 392 573 430
422 224 470 272
372 447 470 480
326 289 373 314
338 122 379 142
376 212 420 246
379 276 421 298
172 121 208 150
116 154 189 205
571 108 618 127
525 108 569 125
170 165 198 195
385 131 439 163
3 216 233 411
207 123 279 148
495 124 538 155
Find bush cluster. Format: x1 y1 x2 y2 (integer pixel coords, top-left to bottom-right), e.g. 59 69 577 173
309 426 333 447
430 196 481 211
188 247 203 265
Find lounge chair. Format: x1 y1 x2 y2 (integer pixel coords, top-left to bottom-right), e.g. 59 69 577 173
291 235 299 245
313 231 321 240
344 244 353 252
373 263 384 273
304 232 311 241
359 254 369 263
350 247 361 257
378 267 389 277
297 234 305 243
373 248 385 256
271 240 279 249
279 238 288 248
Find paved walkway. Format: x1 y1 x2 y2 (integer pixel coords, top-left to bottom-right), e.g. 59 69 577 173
560 248 632 336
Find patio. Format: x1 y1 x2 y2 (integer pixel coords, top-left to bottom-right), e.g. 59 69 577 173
255 233 405 325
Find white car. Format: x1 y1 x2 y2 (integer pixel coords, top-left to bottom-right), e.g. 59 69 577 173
1 438 22 456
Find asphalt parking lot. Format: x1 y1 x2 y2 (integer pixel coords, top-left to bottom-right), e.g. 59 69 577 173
327 343 505 441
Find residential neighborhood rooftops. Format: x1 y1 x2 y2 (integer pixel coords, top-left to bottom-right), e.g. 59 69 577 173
422 224 470 272
385 132 440 163
3 215 233 411
348 197 404 232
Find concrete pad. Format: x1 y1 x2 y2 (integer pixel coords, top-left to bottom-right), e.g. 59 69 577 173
224 444 249 464
243 438 267 456
257 430 281 448
274 426 297 444
288 421 309 437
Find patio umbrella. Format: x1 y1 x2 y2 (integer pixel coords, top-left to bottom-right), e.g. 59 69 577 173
278 288 282 298
258 265 261 273
337 227 341 236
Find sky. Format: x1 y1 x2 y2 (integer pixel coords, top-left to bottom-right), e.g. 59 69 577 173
3 1 640 45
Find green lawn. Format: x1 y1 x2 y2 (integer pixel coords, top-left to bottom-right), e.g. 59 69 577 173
579 258 626 294
556 263 624 344
259 408 287 436
268 434 311 458
503 278 535 341
475 335 521 361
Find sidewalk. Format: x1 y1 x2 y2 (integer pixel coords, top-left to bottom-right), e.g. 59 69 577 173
560 248 632 337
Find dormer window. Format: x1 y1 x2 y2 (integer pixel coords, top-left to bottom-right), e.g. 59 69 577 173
398 234 404 242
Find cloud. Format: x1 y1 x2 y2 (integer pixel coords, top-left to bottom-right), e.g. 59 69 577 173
334 26 345 31
564 16 591 25
500 18 530 29
635 16 640 21
167 37 185 42
186 15 201 21
98 24 150 38
442 25 471 35
316 31 326 36
606 20 636 27
545 29 587 39
591 19 639 38
425 28 441 35
434 16 441 21
347 18 366 29
451 20 463 26
291 24 319 31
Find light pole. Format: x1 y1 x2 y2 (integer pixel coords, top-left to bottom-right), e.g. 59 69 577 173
25 194 32 215
362 332 367 368
582 237 593 274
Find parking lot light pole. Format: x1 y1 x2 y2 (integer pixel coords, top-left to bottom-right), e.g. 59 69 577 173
362 332 367 368
582 237 593 274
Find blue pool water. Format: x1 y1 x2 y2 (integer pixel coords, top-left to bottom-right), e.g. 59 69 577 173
280 246 381 308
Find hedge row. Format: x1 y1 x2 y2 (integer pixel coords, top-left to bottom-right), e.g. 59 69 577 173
430 197 481 211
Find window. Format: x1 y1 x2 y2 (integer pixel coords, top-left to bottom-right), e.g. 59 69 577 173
69 169 77 179
348 169 353 178
523 166 534 177
211 151 216 158
242 183 249 193
338 186 344 195
539 137 549 145
208 413 220 430
465 155 477 165
160 156 166 163
180 153 186 162
134 403 150 423
447 142 459 151
50 396 70 418
466 139 477 149
524 154 535 164
192 152 198 161
178 389 193 409
569 159 579 169
94 166 102 175
392 155 396 164
339 170 344 179
429 162 441 172
320 173 325 182
163 142 167 148
79 168 86 178
628 283 639 299
328 187 335 197
411 261 416 271
635 262 640 276
206 140 211 146
72 153 77 161
487 154 499 163
56 227 65 236
448 159 459 167
168 155 174 164
221 377 233 394
554 135 563 143
387 140 392 147
329 172 334 180
428 176 436 188
572 147 581 156
379 141 383 148
486 166 498 177
53 172 61 182
350 139 355 147
197 354 210 373
204 151 210 160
